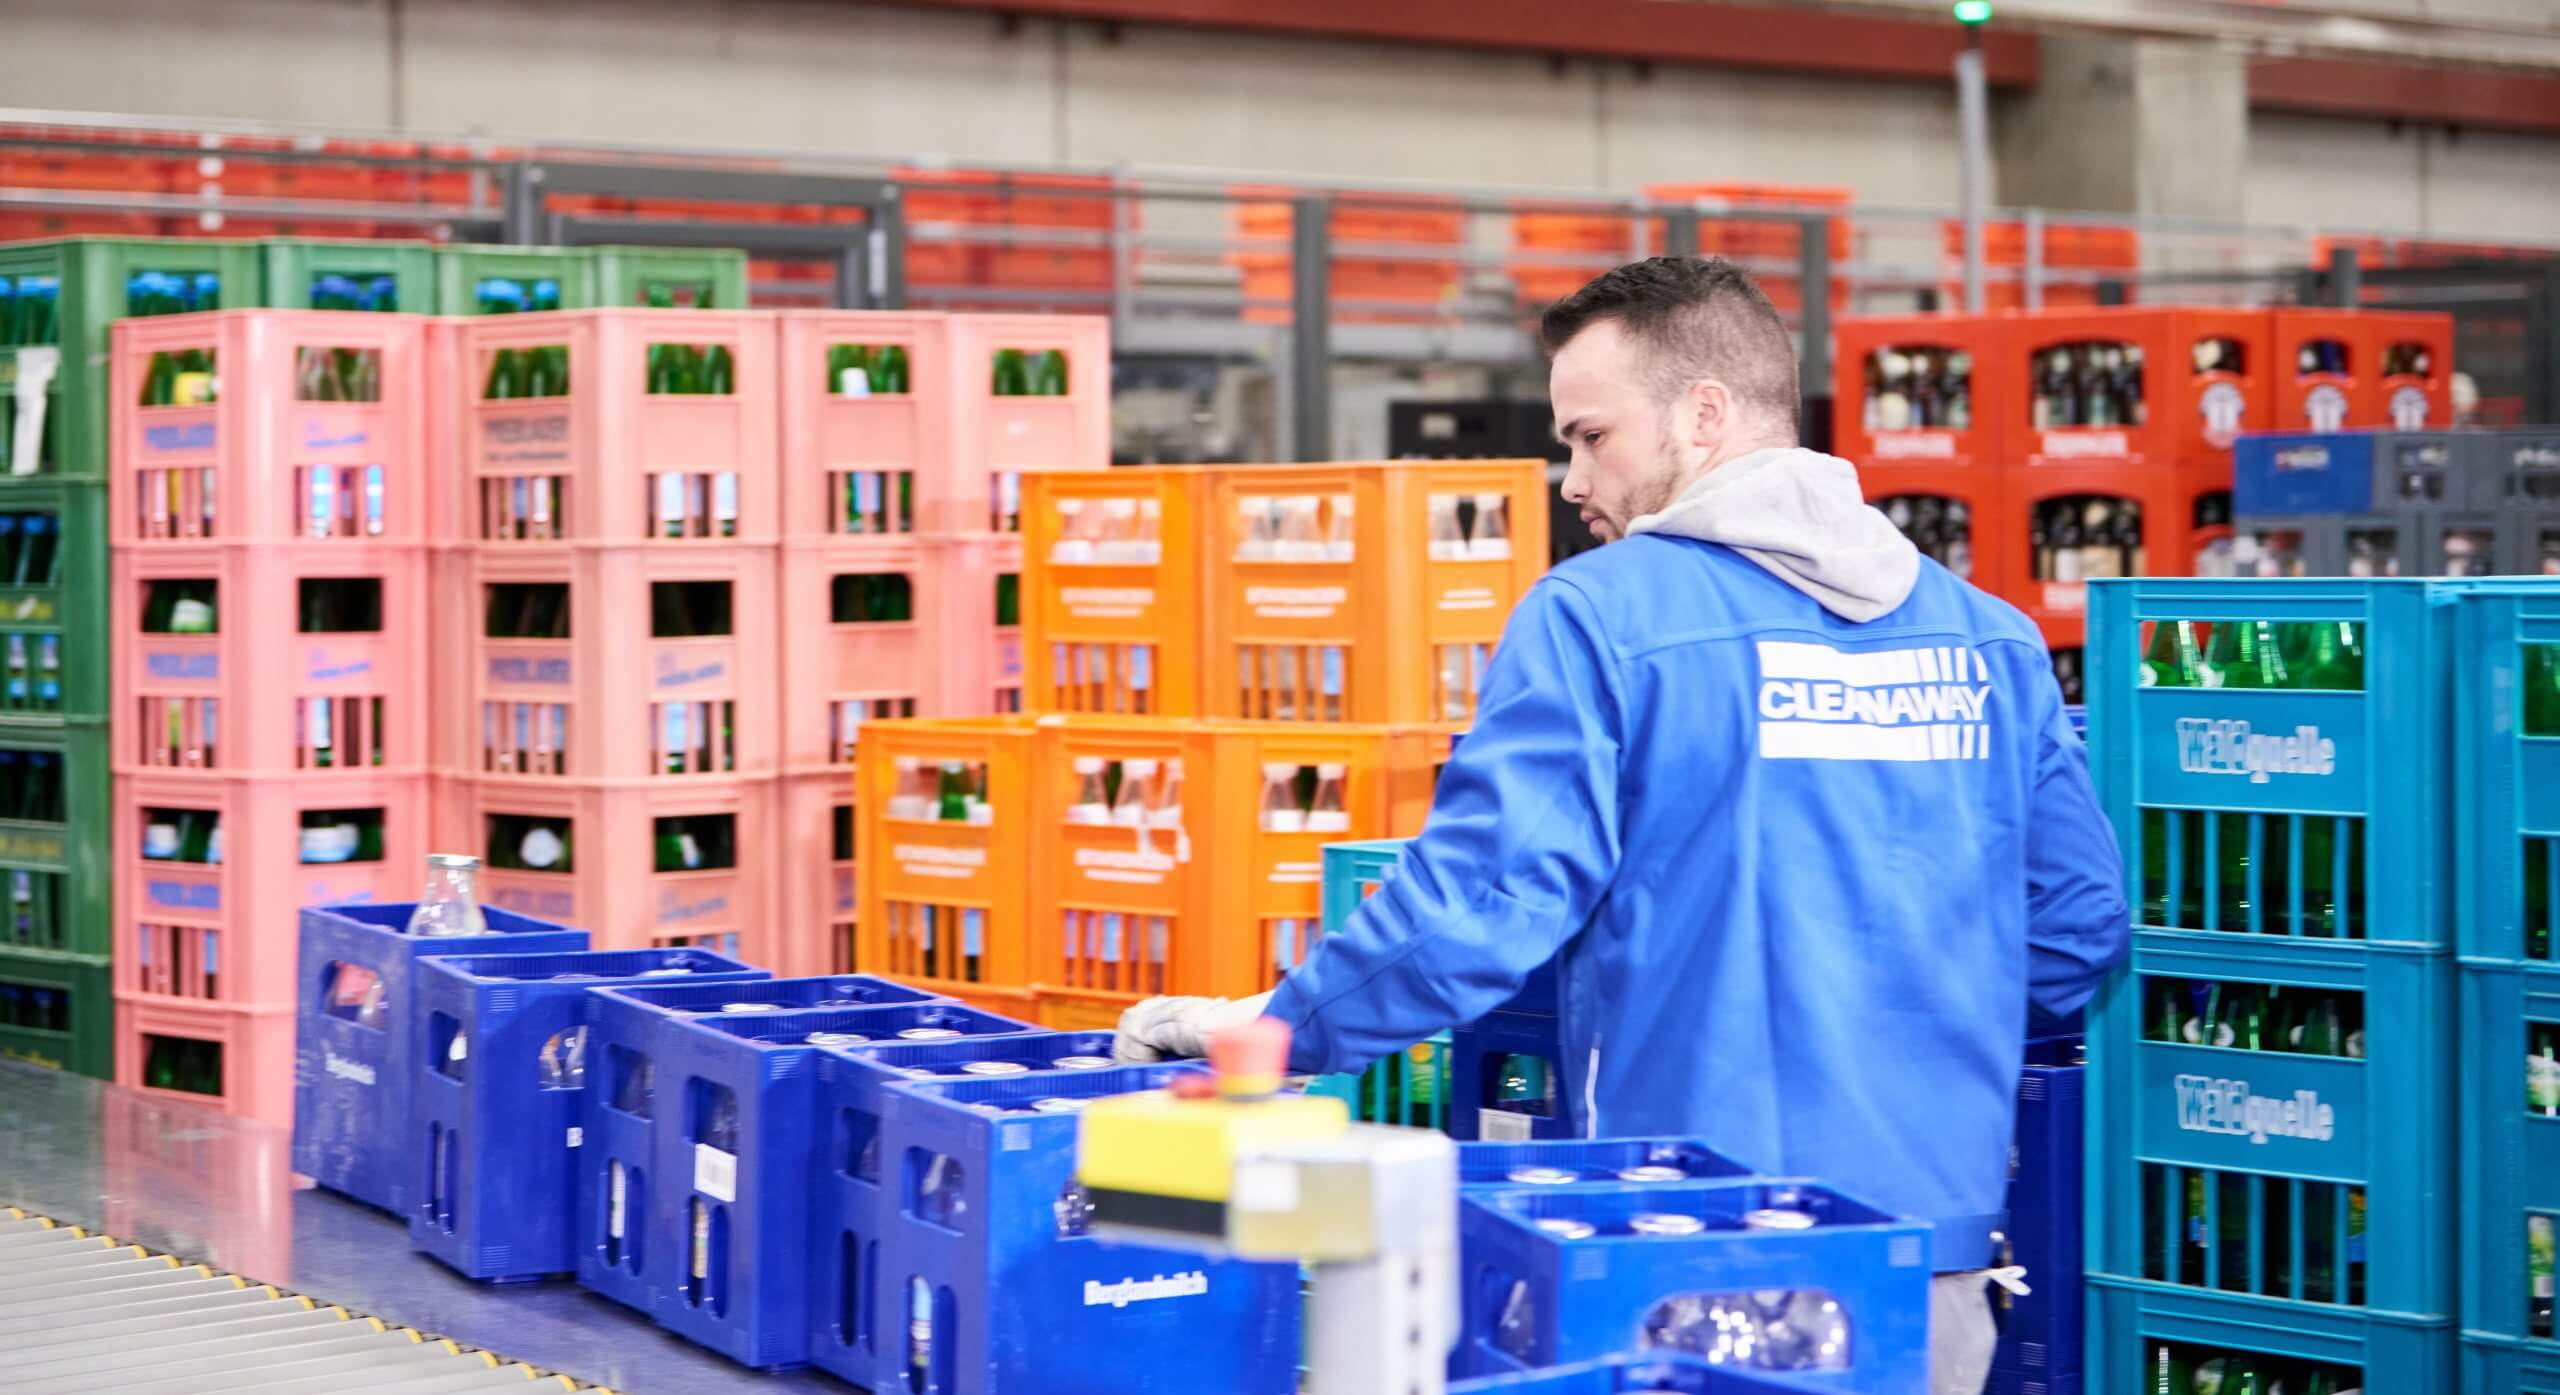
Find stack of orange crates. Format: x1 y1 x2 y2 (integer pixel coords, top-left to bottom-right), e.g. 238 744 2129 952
856 458 1548 1025
1231 195 1467 323
1834 305 2457 697
107 309 435 1126
1506 183 1853 310
1939 221 2141 311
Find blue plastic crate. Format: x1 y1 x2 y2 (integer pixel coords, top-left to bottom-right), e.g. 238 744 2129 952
872 1064 1300 1395
2086 577 2469 949
2234 429 2472 517
810 1028 1202 1389
407 946 764 1282
1449 1010 1578 1143
1987 1369 2080 1395
2084 1279 2453 1395
1456 1180 1932 1391
2454 585 2560 968
645 1002 1037 1369
1449 1353 1832 1392
571 975 950 1318
2459 962 2560 1347
2467 1332 2560 1395
2066 704 2087 740
1457 1137 1750 1190
291 901 586 1216
1996 1035 2085 1386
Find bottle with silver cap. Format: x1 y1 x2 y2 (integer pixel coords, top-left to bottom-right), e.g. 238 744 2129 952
406 853 491 937
1508 1166 1580 1186
806 1031 871 1048
961 1060 1029 1077
1628 1212 1708 1238
1051 1054 1114 1070
899 1026 963 1041
1618 1164 1687 1184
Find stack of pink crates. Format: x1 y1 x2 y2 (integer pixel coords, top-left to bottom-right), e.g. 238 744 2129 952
109 310 434 1125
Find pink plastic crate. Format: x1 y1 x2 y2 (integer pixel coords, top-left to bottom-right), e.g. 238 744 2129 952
114 770 430 1013
109 309 430 546
449 309 780 545
449 774 776 958
111 995 299 1133
112 542 432 778
778 536 928 776
443 543 778 782
776 309 952 545
422 315 465 546
773 769 858 979
942 532 1026 716
938 314 1112 535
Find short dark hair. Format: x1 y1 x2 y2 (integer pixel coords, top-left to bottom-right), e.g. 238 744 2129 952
1540 256 1801 433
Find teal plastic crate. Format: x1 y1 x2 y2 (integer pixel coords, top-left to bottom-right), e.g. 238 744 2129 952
2467 1331 2560 1395
2459 962 2560 1348
589 246 748 310
1303 838 1448 1127
1319 838 1410 934
0 718 107 959
2085 1280 2453 1395
0 944 110 1078
2454 585 2560 968
2086 578 2469 949
256 238 437 313
0 478 105 721
0 236 261 479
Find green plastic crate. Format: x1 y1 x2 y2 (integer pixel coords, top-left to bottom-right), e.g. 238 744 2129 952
0 478 106 722
589 245 749 309
0 236 262 479
0 944 112 1078
431 245 596 315
0 718 108 960
255 237 437 313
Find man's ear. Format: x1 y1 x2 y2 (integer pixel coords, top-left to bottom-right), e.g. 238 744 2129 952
1683 378 1730 449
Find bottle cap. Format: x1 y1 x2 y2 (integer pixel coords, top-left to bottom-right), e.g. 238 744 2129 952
426 852 481 870
1210 1016 1289 1098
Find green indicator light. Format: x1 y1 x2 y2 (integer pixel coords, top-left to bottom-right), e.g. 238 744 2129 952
1953 0 1993 22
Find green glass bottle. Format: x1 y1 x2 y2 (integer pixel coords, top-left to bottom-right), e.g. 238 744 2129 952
654 820 689 873
937 762 970 822
485 348 520 401
146 1037 179 1091
2151 1343 2195 1395
1031 348 1069 396
2293 622 2365 693
356 810 385 863
2141 620 2205 689
876 344 910 394
141 352 176 408
702 345 735 396
995 573 1020 628
2526 645 2560 738
2205 618 2289 690
990 348 1028 397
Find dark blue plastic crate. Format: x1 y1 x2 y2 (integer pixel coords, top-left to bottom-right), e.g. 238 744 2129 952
1457 1137 1749 1190
2086 577 2468 950
1987 1370 2080 1395
571 974 948 1317
1996 1035 2085 1386
1457 1180 1932 1391
2454 586 2560 969
805 1028 1136 1388
2083 932 2457 1354
2084 1278 2453 1395
1448 1353 1832 1392
291 901 586 1216
2467 1332 2560 1395
1448 1011 1578 1143
2459 962 2560 1348
872 1065 1300 1395
645 1002 1037 1369
407 946 763 1282
2234 429 2476 518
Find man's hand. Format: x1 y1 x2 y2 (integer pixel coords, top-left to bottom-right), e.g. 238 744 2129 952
1112 992 1275 1064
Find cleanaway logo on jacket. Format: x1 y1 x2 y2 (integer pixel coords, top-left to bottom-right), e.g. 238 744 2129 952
1753 640 1994 762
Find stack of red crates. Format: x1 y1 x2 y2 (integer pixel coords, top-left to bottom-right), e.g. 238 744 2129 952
107 309 433 1125
1835 304 2456 698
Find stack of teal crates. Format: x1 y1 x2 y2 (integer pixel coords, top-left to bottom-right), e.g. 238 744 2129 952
0 234 748 1081
2084 578 2474 1394
2455 586 2560 1394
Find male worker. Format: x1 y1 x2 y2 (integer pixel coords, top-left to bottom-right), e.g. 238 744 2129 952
1115 257 2129 1395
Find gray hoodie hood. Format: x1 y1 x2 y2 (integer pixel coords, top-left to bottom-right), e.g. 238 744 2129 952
1624 446 1921 623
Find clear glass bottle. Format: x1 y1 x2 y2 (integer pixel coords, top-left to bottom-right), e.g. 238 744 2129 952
1067 756 1111 825
1146 758 1185 830
1323 493 1356 563
1469 492 1512 560
1260 762 1308 834
406 853 492 937
1305 763 1351 834
1427 495 1466 561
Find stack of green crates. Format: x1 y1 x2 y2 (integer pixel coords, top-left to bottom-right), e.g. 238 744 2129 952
0 234 750 1079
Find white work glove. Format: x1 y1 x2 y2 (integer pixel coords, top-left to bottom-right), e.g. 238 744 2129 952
1112 992 1275 1064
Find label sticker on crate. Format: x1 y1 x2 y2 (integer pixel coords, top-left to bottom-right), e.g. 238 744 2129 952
1438 586 1499 613
1245 586 1345 621
894 844 986 880
567 1126 584 1149
1061 587 1153 620
1479 1109 1535 1143
694 1142 738 1202
1873 431 1959 461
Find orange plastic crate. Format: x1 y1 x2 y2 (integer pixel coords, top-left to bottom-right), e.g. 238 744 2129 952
112 542 432 779
112 996 300 1134
1834 314 2009 475
110 310 432 546
1024 717 1442 1023
451 774 777 958
852 717 1039 1002
772 768 859 980
440 543 777 783
939 314 1112 535
1021 468 1209 719
441 309 780 545
2268 307 2369 435
2362 309 2454 432
114 769 430 1014
1199 460 1549 726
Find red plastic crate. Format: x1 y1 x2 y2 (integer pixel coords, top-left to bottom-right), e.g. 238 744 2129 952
775 309 951 547
1861 463 2009 599
109 310 430 546
444 309 780 545
449 774 776 958
112 542 431 778
939 314 1112 535
773 769 858 980
1021 469 1209 718
111 995 300 1132
1998 307 2273 471
2003 465 2192 634
99 1079 296 1278
2269 307 2369 434
2363 309 2455 432
114 770 430 1013
1835 314 2008 473
441 544 777 782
